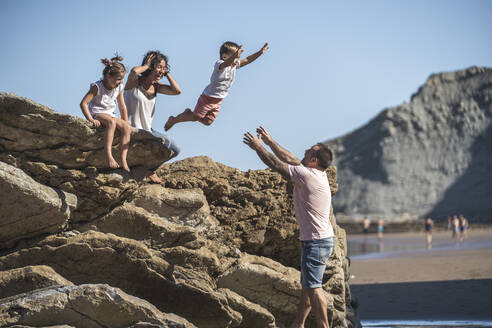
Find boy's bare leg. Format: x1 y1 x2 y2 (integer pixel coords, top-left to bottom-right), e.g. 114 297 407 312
165 108 198 131
290 289 312 328
114 118 132 172
96 114 119 169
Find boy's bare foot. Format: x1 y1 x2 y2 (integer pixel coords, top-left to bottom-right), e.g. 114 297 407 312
164 116 176 131
147 172 164 184
107 157 120 169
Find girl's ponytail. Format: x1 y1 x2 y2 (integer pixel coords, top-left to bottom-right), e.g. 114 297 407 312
101 58 111 66
101 53 126 78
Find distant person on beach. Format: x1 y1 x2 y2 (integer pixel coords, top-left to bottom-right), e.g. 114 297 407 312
363 217 371 234
80 54 133 172
243 126 335 328
447 216 451 230
425 217 434 248
459 215 469 242
124 51 182 184
164 42 269 131
452 215 460 240
377 219 384 241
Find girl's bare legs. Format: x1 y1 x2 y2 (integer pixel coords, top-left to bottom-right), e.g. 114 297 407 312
95 114 119 169
164 108 199 131
114 118 132 172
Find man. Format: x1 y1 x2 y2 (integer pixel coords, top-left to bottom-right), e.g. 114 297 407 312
243 126 335 328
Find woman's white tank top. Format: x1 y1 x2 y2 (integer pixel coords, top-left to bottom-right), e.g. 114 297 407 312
124 85 156 131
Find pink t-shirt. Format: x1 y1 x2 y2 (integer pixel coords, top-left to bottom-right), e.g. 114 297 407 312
288 164 334 241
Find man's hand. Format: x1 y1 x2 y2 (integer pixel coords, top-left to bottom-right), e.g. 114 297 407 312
243 132 262 151
261 42 269 54
256 126 273 146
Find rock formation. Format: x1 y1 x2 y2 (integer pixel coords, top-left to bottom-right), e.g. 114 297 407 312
0 92 358 327
325 67 492 221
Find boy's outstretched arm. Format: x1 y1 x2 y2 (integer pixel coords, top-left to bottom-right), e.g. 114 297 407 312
256 126 300 165
219 46 243 70
240 42 268 68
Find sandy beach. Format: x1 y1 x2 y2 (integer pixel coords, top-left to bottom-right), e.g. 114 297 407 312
347 229 492 321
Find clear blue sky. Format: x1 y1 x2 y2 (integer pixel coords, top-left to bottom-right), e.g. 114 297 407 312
1 0 491 171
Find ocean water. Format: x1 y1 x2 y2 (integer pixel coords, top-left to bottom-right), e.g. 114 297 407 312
346 233 492 260
362 319 492 327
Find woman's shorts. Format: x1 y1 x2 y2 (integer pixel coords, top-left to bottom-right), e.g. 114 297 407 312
300 237 335 289
193 94 223 122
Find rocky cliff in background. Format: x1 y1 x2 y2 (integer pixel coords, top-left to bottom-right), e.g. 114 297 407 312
0 93 358 328
325 67 492 221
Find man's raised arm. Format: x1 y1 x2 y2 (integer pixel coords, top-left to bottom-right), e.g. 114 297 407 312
243 132 290 180
256 126 301 165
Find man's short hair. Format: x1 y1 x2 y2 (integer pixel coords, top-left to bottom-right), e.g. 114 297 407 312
314 143 333 169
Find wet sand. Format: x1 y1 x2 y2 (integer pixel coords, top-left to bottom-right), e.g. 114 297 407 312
347 230 492 320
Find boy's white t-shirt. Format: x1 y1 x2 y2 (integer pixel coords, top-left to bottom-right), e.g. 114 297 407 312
202 60 240 99
89 80 123 117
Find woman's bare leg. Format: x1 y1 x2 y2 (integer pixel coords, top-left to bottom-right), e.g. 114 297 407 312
147 171 164 184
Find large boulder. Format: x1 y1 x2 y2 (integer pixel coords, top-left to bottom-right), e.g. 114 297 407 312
217 254 307 326
0 92 175 170
0 284 195 328
129 184 220 233
0 231 241 328
0 161 78 248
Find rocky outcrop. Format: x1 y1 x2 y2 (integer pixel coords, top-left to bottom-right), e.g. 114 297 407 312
0 231 242 328
325 67 492 220
0 284 196 327
0 92 358 327
0 161 78 248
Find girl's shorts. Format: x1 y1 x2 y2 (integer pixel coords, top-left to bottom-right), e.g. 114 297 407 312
193 94 223 122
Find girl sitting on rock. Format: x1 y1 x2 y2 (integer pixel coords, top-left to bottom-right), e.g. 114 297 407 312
80 55 133 172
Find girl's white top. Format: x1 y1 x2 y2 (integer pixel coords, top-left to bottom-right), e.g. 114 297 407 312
89 80 123 117
124 85 156 131
202 60 240 99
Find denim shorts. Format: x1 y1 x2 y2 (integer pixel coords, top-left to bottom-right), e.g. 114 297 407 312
300 237 335 289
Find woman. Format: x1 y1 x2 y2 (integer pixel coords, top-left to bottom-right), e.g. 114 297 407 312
124 51 182 183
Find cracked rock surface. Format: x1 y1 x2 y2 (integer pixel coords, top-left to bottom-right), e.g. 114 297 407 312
0 283 195 328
